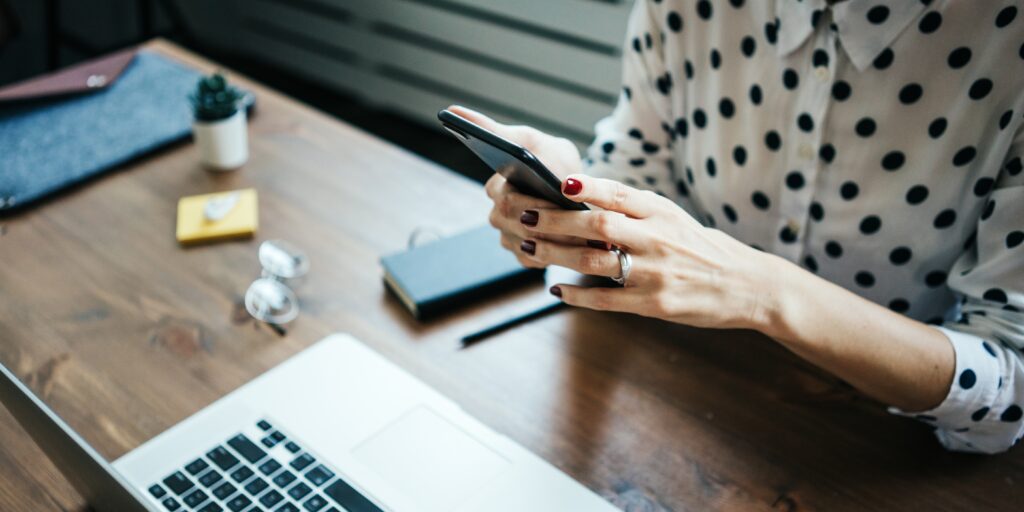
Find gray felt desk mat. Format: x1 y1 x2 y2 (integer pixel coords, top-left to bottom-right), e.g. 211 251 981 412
0 50 202 212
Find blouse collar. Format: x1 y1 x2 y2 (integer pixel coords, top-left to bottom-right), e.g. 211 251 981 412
776 0 928 72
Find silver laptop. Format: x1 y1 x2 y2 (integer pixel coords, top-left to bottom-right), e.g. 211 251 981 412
0 334 616 512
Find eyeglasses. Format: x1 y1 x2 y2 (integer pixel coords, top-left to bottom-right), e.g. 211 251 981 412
244 239 309 328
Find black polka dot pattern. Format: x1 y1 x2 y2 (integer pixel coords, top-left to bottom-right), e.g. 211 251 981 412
855 271 875 287
948 47 971 68
586 0 1024 453
960 369 977 389
696 0 712 20
717 99 734 119
856 118 876 137
781 69 799 91
860 216 881 235
919 11 942 33
953 146 977 167
741 36 756 58
749 84 763 105
906 185 929 204
751 191 770 210
873 49 894 70
693 109 707 128
826 241 843 258
867 5 890 24
785 171 804 190
889 298 910 313
832 81 851 101
933 209 956 229
889 247 912 265
898 83 923 104
667 11 683 32
881 151 905 171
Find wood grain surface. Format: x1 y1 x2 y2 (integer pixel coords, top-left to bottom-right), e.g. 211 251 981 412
0 40 1021 511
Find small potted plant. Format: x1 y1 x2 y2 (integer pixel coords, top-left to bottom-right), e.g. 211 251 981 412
189 72 247 171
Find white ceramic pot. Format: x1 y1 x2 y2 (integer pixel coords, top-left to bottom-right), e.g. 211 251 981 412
193 109 248 171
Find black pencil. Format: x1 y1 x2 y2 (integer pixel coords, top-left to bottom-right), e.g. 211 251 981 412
460 301 567 347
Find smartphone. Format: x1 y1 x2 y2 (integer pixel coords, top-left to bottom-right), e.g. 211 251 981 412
438 109 588 211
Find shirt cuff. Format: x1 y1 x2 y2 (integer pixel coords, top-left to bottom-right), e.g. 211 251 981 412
888 326 1003 449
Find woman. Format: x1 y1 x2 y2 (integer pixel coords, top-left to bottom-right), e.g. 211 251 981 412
452 0 1023 453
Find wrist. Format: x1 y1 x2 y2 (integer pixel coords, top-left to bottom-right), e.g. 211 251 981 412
745 250 801 341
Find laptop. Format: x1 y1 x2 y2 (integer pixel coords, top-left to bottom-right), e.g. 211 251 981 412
0 334 617 511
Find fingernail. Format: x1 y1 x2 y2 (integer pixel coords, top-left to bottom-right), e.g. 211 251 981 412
520 239 536 255
563 178 583 196
520 210 539 227
587 239 608 249
549 285 562 297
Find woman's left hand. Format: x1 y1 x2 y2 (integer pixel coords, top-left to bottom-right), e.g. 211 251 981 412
522 174 783 331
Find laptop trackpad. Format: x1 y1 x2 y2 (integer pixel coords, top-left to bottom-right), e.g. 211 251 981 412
352 406 509 511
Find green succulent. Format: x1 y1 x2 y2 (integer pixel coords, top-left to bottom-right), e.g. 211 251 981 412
189 72 243 122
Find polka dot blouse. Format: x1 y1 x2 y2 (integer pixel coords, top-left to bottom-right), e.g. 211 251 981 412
584 0 1024 453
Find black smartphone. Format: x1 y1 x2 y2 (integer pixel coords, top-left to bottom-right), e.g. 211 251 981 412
438 109 587 211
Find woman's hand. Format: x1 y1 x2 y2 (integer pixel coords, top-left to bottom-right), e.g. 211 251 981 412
522 173 784 331
447 105 587 269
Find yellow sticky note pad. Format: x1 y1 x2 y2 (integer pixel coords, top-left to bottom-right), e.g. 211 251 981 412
176 188 258 245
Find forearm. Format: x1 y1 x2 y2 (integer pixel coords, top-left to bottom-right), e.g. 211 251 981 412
756 253 955 412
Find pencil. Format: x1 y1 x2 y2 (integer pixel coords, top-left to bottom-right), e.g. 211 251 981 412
460 301 567 347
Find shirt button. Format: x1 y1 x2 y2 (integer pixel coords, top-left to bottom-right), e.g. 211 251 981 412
799 143 814 160
815 67 830 82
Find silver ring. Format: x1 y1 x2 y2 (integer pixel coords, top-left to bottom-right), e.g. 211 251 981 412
611 248 632 285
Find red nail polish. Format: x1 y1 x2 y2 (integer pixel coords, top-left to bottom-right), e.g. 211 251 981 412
520 210 539 227
520 240 536 255
563 178 583 196
549 285 562 297
587 239 608 249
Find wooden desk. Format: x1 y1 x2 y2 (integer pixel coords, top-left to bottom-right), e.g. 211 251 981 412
1 40 1021 511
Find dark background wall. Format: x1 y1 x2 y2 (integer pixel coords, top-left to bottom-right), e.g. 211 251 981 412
0 0 630 182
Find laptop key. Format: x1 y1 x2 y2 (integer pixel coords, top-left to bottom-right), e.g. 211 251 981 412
227 494 253 512
290 454 315 471
230 466 255 482
245 476 269 495
259 459 282 475
208 446 241 471
183 488 209 508
199 469 224 487
302 495 328 511
272 470 296 488
212 481 237 500
186 458 211 475
161 496 181 510
257 419 272 431
270 431 286 442
259 489 284 508
288 482 312 501
261 437 277 448
149 484 167 499
275 504 300 512
162 471 194 495
198 502 224 512
228 433 268 464
304 465 334 487
284 442 300 454
324 478 383 512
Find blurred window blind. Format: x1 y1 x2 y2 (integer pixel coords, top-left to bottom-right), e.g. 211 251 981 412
234 0 631 145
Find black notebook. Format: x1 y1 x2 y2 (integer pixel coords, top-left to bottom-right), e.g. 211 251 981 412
381 225 543 320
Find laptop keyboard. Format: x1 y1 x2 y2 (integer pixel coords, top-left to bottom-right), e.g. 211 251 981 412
146 419 382 512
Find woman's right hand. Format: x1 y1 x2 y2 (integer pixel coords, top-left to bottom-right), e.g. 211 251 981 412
447 105 586 269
